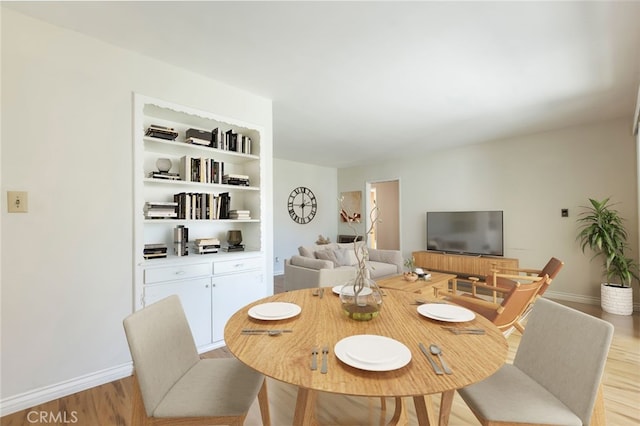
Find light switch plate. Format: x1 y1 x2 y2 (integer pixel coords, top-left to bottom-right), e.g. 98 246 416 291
8 191 28 213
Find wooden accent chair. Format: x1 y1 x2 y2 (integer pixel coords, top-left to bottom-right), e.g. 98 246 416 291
123 295 270 426
447 257 564 334
445 274 549 335
485 257 564 302
458 298 613 426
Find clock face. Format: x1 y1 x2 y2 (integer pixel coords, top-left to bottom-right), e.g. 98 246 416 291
288 186 317 224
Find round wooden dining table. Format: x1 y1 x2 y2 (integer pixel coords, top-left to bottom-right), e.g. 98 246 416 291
224 288 508 426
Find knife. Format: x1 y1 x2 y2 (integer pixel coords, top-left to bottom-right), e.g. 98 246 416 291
419 343 444 375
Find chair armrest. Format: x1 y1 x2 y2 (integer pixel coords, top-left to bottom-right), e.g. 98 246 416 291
368 249 403 274
492 273 545 283
288 255 334 270
446 294 502 311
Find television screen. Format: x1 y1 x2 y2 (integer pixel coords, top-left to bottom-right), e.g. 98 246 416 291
426 211 504 256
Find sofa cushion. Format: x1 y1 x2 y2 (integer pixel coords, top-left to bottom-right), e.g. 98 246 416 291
290 255 334 270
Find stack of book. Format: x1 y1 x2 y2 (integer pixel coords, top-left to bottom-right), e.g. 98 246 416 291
144 243 167 259
144 202 178 219
148 171 180 180
186 128 212 146
145 124 178 140
222 174 250 186
229 210 251 220
193 238 221 254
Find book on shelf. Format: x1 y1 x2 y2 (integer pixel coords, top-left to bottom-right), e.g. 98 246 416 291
143 243 168 259
144 201 178 219
186 137 211 146
229 209 251 220
145 124 178 141
222 174 250 186
148 171 181 180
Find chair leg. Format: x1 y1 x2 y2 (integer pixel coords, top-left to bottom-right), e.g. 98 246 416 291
590 383 606 426
257 378 271 426
131 374 149 426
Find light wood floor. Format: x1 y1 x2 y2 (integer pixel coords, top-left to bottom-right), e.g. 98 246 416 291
2 277 638 425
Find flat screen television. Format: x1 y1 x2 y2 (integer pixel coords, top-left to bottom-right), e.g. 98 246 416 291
426 211 504 256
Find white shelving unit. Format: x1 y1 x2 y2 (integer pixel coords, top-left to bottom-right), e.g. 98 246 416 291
132 93 268 351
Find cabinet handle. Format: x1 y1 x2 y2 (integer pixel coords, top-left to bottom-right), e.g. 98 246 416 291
175 270 186 275
235 263 244 268
205 284 209 288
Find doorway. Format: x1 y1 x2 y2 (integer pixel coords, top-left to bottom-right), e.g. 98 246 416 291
366 179 400 250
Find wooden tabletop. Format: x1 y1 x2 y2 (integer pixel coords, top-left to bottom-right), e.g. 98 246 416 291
224 288 507 424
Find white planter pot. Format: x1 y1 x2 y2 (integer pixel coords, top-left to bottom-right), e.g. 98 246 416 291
600 283 633 315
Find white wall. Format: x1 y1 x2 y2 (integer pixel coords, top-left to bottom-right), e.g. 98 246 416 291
339 118 638 305
273 159 337 274
1 8 273 411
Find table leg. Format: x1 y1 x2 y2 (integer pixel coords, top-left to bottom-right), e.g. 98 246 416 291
293 387 318 426
413 394 436 426
385 397 407 426
438 390 454 426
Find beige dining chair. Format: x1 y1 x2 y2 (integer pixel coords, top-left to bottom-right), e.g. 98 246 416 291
458 297 613 426
123 295 270 426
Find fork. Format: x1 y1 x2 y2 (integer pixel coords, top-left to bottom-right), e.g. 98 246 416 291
320 346 329 374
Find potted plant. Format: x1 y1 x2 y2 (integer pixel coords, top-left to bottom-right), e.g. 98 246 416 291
577 197 639 315
403 257 419 282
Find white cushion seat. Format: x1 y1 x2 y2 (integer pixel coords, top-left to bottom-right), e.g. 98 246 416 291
153 358 264 418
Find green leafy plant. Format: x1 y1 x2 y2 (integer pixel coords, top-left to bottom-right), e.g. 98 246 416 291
577 197 639 287
404 257 416 274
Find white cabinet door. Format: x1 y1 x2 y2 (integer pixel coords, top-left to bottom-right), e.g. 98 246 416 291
212 270 265 342
144 277 212 347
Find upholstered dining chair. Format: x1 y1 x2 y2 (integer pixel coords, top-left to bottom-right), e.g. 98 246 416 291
123 295 270 426
458 297 613 426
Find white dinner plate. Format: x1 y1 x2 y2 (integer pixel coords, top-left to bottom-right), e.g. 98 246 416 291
248 302 301 320
417 303 476 322
334 335 412 371
332 285 373 296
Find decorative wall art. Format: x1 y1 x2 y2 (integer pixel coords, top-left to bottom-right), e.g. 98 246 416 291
340 191 362 222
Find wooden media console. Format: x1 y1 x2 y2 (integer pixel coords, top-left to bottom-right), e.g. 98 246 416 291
412 251 519 279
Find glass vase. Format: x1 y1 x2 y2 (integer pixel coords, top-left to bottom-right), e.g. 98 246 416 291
339 273 383 321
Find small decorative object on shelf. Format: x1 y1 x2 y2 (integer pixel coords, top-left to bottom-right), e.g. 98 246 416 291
156 158 172 173
315 234 331 245
338 197 383 321
225 230 245 252
174 225 189 257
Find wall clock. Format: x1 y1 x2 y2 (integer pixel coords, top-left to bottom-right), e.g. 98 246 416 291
288 186 317 224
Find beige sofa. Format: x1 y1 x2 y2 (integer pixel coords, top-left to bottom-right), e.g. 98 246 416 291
284 242 403 291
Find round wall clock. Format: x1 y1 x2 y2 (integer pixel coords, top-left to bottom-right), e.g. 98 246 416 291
288 186 317 224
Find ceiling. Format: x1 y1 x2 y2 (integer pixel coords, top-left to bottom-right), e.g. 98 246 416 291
5 1 640 168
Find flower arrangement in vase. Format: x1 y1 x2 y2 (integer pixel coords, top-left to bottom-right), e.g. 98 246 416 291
338 197 383 321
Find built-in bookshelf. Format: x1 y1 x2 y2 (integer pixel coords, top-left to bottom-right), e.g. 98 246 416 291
132 94 267 351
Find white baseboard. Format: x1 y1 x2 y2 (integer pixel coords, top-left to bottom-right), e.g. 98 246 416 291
544 290 640 312
0 362 133 416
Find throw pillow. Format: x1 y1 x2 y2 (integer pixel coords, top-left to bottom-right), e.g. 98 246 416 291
315 249 338 267
298 246 314 258
333 248 356 266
